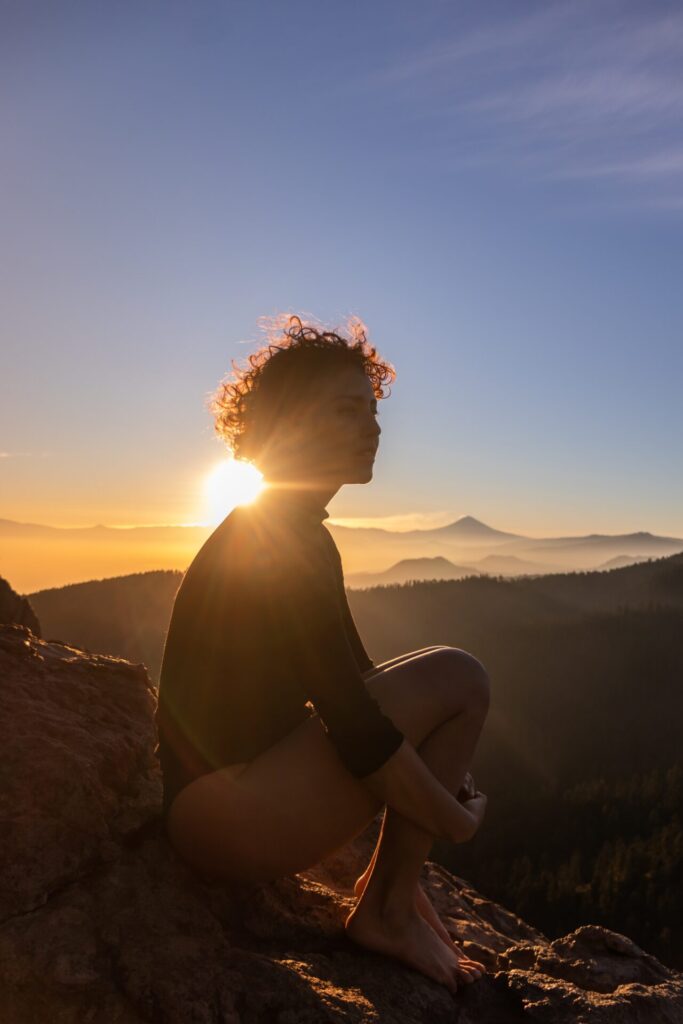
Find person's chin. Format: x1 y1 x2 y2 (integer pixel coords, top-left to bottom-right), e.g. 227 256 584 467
354 464 374 482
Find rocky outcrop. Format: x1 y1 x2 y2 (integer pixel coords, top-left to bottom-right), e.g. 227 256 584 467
0 577 40 635
1 621 681 1023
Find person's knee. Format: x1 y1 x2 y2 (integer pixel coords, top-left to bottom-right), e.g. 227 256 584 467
440 647 491 712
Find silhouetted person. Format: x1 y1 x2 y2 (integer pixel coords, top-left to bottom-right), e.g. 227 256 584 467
156 315 490 995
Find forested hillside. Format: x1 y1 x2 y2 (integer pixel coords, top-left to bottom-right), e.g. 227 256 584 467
28 570 181 681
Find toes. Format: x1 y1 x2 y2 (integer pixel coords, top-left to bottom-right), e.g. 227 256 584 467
457 966 477 983
449 946 485 975
456 959 483 981
448 944 486 975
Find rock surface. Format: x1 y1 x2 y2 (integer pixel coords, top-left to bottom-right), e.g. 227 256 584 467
1 621 682 1023
0 577 40 635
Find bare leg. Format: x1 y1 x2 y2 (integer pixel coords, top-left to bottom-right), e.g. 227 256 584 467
354 702 485 903
354 843 460 951
345 685 490 984
167 646 489 995
354 642 466 913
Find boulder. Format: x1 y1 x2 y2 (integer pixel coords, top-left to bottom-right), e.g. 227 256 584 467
1 622 681 1023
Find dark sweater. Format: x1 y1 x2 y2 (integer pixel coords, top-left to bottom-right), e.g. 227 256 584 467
154 487 405 818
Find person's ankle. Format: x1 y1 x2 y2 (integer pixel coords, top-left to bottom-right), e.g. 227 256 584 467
354 875 416 925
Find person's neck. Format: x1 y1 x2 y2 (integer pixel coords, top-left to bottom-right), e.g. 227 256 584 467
260 477 339 513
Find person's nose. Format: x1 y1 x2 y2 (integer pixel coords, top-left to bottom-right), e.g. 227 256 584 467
359 409 380 446
367 422 380 445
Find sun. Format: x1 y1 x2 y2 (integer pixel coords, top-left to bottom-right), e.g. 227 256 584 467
202 458 264 524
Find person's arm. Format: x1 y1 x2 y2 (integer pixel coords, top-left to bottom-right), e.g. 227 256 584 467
333 565 376 667
284 545 405 779
362 739 486 843
321 533 376 673
279 533 484 842
341 595 375 673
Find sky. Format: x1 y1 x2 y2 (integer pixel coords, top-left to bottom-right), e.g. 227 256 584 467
2 0 683 539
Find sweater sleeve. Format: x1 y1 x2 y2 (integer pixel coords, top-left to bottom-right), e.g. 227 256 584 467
279 533 404 778
321 529 376 674
341 596 376 674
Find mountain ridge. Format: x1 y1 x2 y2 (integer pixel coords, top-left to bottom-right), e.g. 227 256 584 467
5 513 683 593
3 513 683 546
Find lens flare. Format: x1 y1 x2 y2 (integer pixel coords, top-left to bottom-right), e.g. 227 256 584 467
202 459 264 524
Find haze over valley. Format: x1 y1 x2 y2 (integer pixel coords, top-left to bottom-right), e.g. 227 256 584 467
4 512 683 595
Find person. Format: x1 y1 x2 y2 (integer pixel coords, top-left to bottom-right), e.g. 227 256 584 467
156 315 490 996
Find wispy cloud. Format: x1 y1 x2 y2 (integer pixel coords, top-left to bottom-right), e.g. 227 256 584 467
0 451 51 458
329 511 455 532
369 2 683 205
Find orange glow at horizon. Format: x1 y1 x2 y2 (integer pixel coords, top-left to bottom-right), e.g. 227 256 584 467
202 459 264 525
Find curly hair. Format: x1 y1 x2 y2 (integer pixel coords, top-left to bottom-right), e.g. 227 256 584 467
206 314 396 466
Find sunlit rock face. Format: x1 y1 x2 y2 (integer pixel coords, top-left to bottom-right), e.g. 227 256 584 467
0 576 40 635
1 620 682 1023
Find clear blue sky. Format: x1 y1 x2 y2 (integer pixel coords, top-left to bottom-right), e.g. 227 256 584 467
2 0 682 537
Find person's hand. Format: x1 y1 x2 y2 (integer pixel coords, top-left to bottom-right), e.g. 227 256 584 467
461 790 487 838
456 771 476 803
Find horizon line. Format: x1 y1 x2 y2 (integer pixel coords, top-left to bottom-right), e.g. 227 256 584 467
1 513 682 542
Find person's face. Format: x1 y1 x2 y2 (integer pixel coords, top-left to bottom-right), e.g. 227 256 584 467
280 367 382 484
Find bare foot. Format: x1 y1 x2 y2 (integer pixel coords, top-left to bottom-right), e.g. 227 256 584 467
345 901 467 995
354 873 485 982
414 884 486 978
